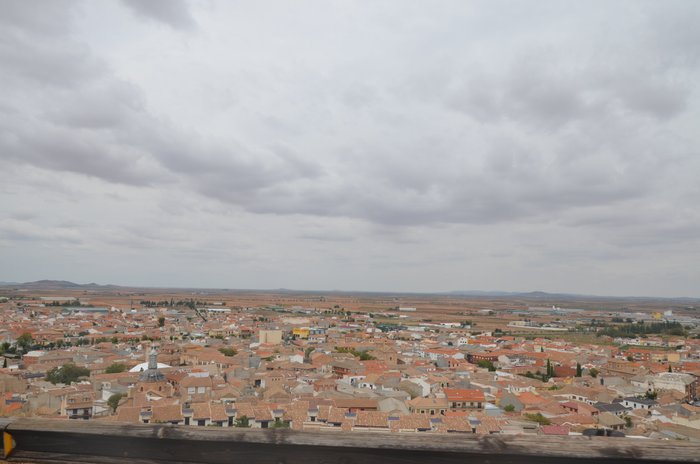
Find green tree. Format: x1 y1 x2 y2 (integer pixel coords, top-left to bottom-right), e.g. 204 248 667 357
271 418 289 428
668 364 673 373
218 347 237 357
0 342 10 354
16 332 33 352
588 368 599 378
234 415 250 427
2 357 6 368
524 413 551 426
644 390 657 400
107 392 126 412
477 360 496 372
46 363 90 384
575 362 582 377
503 404 515 412
304 347 314 362
158 317 165 328
359 351 376 361
105 363 127 374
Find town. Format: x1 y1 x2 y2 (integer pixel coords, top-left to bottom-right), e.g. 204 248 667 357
1 282 699 440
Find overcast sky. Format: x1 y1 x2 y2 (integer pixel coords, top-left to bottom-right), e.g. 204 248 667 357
1 1 699 297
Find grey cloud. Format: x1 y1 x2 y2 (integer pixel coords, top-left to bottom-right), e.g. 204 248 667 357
1 114 158 186
448 60 690 130
2 0 694 231
0 219 82 244
0 30 105 88
299 234 354 243
615 78 688 120
0 4 300 191
43 81 145 129
121 0 196 30
0 0 75 36
1 1 699 296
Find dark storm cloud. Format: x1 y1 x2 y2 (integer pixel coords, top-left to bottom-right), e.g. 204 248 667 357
121 0 196 30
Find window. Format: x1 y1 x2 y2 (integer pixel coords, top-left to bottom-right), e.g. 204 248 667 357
197 386 206 394
187 387 195 394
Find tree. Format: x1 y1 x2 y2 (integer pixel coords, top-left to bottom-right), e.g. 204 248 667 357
477 360 496 372
589 368 599 378
503 404 515 412
304 347 314 363
16 332 33 352
575 362 582 377
46 363 90 384
105 363 127 374
0 342 10 354
668 364 673 373
271 418 289 428
158 317 165 328
107 392 126 412
2 357 6 368
644 390 658 400
359 351 376 361
218 347 237 357
234 415 250 427
524 413 551 426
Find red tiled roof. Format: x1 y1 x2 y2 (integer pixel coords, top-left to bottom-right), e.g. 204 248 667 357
541 425 569 435
443 388 485 402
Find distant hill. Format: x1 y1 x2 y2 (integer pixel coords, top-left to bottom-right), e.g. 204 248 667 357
447 290 590 298
447 289 699 301
0 280 119 290
0 280 697 301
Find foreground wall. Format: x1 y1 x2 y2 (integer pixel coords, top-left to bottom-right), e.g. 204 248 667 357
2 417 700 464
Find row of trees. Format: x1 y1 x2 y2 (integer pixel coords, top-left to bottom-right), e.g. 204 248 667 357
46 362 127 385
140 299 222 308
598 321 687 338
46 364 90 384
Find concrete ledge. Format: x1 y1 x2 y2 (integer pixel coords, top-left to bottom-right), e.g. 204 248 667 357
3 418 700 463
